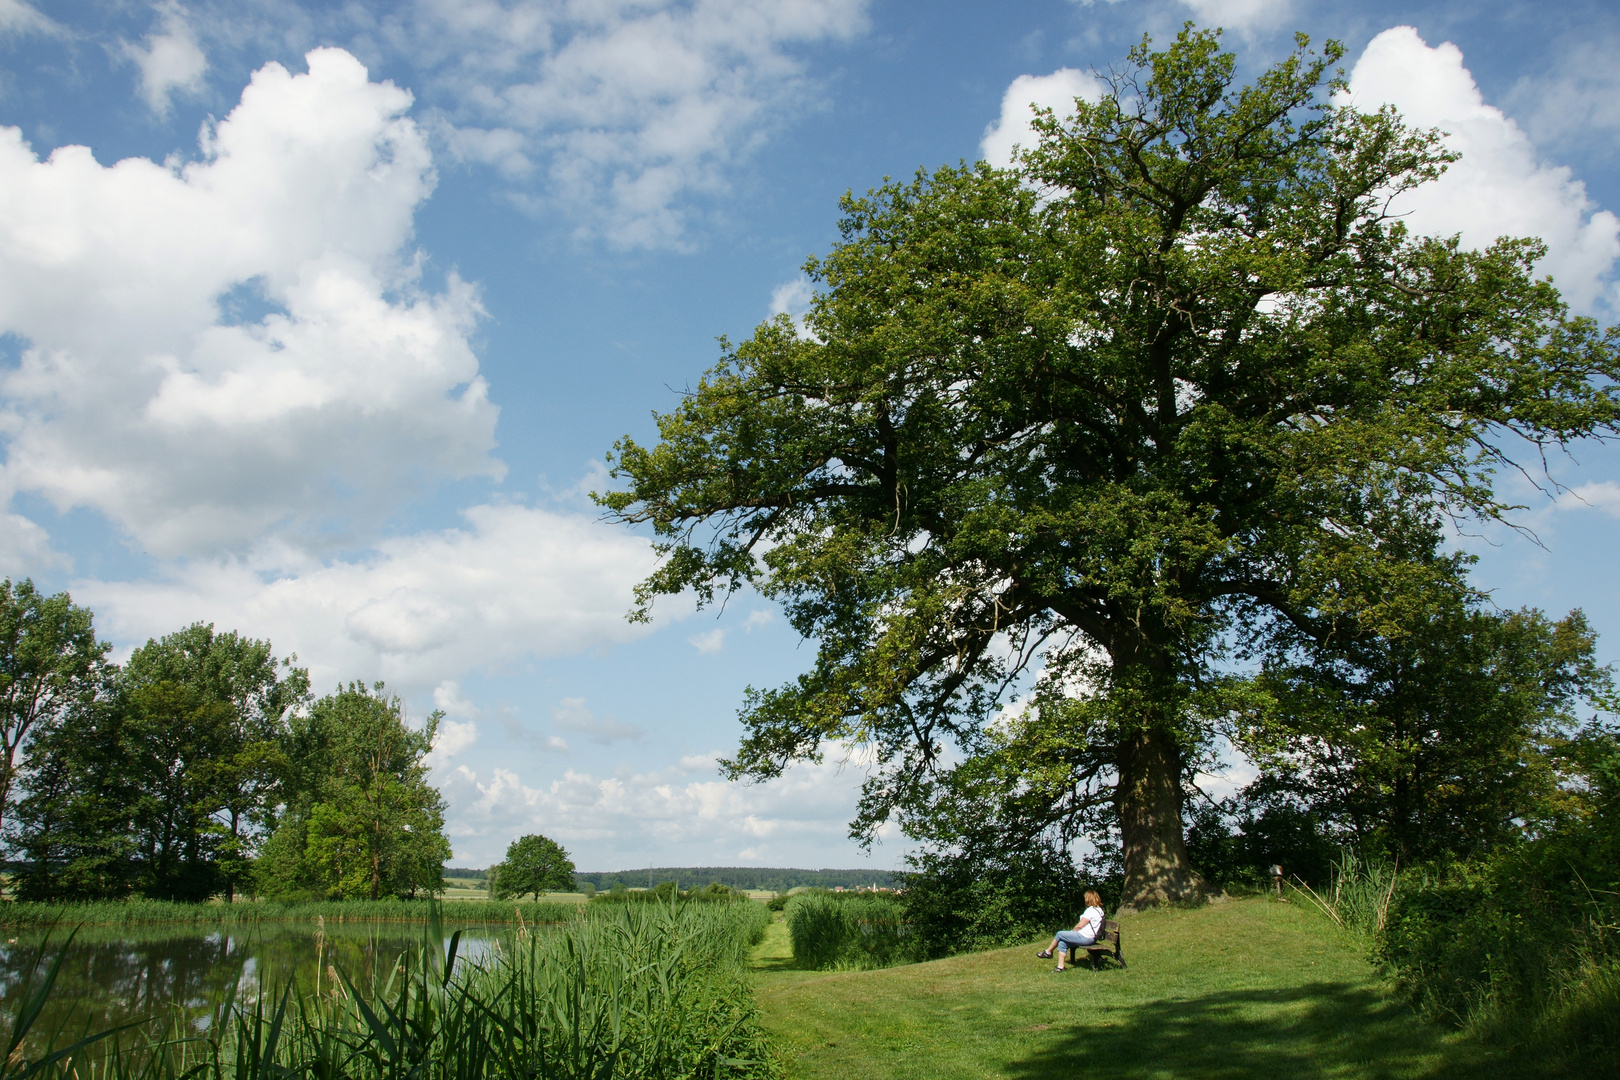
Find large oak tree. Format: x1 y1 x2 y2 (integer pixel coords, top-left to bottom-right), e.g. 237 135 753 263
598 30 1620 905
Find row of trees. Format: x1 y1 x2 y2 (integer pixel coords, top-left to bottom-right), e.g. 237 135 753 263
0 580 451 902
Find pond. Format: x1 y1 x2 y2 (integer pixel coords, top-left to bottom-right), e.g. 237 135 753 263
0 921 514 1054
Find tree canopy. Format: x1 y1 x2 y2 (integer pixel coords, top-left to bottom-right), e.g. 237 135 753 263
11 622 309 901
0 580 108 855
491 834 577 900
256 683 450 901
2 596 456 905
599 29 1620 906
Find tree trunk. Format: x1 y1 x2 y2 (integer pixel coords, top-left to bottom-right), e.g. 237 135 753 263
1115 724 1203 909
225 809 240 902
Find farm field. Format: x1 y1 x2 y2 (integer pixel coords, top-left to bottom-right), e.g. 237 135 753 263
750 897 1496 1080
437 876 591 903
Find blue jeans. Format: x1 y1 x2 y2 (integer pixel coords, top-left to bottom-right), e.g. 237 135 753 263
1054 930 1095 954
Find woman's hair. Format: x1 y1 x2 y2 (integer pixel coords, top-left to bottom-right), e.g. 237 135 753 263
1084 890 1102 908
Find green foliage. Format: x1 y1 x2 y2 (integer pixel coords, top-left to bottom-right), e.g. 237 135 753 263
1376 733 1620 1076
489 835 576 900
588 881 743 905
897 847 1102 958
783 891 912 970
1287 850 1400 939
597 27 1620 905
1249 605 1614 862
0 897 583 929
257 683 450 902
6 617 452 908
1184 778 1339 889
4 901 778 1080
0 580 109 890
11 623 307 903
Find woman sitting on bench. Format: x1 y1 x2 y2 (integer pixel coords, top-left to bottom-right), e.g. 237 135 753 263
1037 891 1105 972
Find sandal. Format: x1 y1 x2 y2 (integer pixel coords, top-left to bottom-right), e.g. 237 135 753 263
1052 966 1067 972
1036 950 1052 959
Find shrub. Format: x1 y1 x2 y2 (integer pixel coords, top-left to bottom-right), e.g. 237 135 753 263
1184 782 1338 891
784 891 911 969
1375 734 1620 1077
897 848 1105 959
587 880 742 904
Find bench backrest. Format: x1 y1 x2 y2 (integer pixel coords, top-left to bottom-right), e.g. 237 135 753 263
1094 919 1121 945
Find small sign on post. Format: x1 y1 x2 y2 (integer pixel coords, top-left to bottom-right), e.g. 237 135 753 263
1270 864 1285 899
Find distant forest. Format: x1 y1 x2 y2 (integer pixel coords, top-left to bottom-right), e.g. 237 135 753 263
579 867 898 891
447 866 897 891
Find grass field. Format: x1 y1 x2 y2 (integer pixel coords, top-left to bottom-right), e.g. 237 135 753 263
750 896 1498 1079
437 876 590 903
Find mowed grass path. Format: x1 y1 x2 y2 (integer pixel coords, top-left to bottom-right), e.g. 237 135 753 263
749 898 1496 1080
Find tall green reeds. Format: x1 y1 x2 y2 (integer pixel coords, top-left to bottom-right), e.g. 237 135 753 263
1 901 777 1080
0 898 582 930
1288 851 1399 939
783 892 911 970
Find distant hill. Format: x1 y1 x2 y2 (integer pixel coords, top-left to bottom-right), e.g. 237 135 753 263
576 867 900 892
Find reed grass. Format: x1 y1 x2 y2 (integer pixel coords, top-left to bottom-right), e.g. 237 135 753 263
0 898 582 930
1287 850 1399 940
782 891 911 970
2 900 778 1080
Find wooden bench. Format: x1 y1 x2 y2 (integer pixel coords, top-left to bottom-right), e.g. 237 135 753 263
1076 919 1126 970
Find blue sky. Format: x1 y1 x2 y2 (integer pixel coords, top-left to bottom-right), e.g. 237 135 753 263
1 0 1617 871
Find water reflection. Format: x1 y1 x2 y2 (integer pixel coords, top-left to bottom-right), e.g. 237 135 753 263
0 922 512 1052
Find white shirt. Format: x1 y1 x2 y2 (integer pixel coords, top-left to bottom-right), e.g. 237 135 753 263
1078 906 1105 941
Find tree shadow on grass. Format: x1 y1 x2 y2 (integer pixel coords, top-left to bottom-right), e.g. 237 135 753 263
1005 981 1488 1080
750 953 803 975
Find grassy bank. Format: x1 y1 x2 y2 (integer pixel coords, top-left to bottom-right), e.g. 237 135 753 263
0 897 585 928
751 896 1495 1079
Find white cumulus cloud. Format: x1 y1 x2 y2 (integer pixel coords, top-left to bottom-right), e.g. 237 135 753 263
1346 27 1620 313
72 503 659 693
122 1 210 116
687 627 726 654
391 0 870 249
981 68 1105 169
1557 480 1620 518
433 680 482 718
768 276 815 337
0 47 501 558
1174 0 1291 33
429 718 480 766
441 741 896 867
